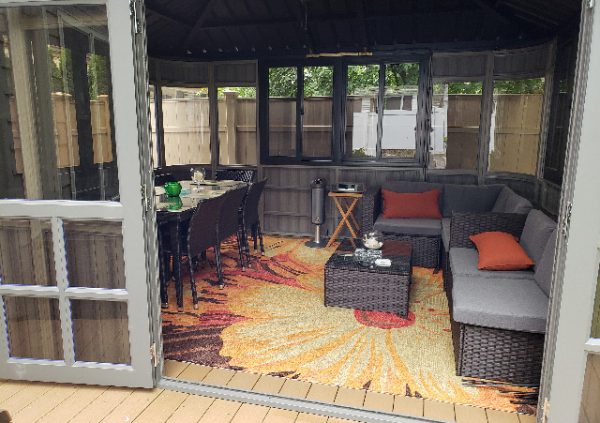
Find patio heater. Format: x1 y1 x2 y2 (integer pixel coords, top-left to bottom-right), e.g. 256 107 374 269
305 178 326 248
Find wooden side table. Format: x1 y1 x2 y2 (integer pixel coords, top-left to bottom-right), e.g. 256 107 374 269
326 191 363 248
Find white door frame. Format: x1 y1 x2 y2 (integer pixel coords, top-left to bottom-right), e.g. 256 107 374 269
0 0 154 387
541 0 600 421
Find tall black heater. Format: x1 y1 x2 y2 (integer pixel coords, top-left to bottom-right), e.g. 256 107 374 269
305 178 326 248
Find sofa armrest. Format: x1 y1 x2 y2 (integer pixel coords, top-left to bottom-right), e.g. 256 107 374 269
449 212 527 249
360 186 381 235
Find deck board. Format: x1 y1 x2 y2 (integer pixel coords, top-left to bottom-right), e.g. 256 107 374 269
164 393 214 423
38 385 108 423
72 387 134 422
12 384 77 423
131 390 189 423
101 388 164 423
230 403 270 423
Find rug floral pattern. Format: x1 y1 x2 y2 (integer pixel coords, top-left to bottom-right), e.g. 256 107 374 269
161 236 535 414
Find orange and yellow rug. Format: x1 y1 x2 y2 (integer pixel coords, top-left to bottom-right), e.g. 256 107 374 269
161 236 536 414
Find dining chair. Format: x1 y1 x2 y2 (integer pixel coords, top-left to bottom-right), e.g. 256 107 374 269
216 187 248 286
240 179 268 259
215 168 256 183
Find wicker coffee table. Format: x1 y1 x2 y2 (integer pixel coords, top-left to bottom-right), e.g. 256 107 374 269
324 239 413 317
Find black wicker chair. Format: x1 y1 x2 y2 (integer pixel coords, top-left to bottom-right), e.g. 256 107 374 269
215 168 256 183
217 187 248 286
240 179 267 258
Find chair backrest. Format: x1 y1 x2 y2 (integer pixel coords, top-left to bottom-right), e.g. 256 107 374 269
187 195 225 258
218 187 248 241
243 179 267 228
215 168 256 183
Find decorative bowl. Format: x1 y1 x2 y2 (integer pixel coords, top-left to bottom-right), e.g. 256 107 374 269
166 196 183 210
363 239 383 250
164 181 182 197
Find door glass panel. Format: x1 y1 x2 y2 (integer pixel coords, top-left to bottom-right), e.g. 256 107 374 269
63 220 125 289
591 263 600 338
161 86 211 165
430 81 482 170
302 66 333 158
345 64 379 159
0 218 55 286
71 300 130 364
0 5 119 201
382 63 420 159
489 78 545 175
5 297 63 360
217 86 257 165
268 67 297 157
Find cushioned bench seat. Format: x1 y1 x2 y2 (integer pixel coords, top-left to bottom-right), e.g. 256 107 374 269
449 247 534 280
452 274 548 333
373 216 442 236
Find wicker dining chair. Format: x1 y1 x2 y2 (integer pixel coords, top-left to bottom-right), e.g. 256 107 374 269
215 168 256 183
240 179 267 258
217 187 249 286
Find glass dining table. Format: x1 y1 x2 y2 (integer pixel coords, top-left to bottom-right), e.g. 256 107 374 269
155 180 247 310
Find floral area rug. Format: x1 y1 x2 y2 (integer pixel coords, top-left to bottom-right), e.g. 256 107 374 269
161 236 536 414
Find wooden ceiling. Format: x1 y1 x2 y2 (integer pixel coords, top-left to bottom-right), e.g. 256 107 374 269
145 0 581 60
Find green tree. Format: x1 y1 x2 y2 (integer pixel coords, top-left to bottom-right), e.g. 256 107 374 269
494 78 545 94
87 54 110 99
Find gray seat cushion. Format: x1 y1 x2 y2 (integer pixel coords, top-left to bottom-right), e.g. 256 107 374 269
452 274 548 333
534 229 558 296
520 210 556 266
492 187 533 215
374 216 442 237
442 218 451 252
441 184 503 217
449 248 534 280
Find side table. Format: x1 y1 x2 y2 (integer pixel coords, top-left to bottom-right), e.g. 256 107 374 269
326 192 363 248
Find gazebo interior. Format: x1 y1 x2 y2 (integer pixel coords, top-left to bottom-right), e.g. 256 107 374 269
145 0 581 420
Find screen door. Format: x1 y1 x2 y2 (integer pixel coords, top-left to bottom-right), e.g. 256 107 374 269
0 0 154 387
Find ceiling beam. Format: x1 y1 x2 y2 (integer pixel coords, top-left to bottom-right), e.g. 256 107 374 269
183 0 219 51
145 3 193 29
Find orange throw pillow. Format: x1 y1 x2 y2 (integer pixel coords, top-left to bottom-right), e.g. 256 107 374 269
469 231 534 271
382 189 442 219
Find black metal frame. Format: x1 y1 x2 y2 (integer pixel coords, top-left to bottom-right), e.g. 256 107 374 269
260 53 430 167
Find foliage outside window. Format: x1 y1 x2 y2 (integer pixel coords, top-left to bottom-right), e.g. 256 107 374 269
218 86 257 165
489 78 545 175
345 63 421 161
160 86 211 165
430 81 483 170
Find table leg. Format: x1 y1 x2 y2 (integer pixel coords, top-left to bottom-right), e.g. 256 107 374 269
326 197 347 247
169 221 183 312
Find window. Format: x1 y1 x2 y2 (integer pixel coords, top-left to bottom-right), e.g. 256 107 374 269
266 65 334 160
148 85 158 166
344 62 421 161
302 66 333 158
489 78 545 175
345 64 379 159
218 87 257 165
268 67 297 157
430 81 483 170
161 86 211 165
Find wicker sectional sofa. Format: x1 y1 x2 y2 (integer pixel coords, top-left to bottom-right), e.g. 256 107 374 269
361 180 556 385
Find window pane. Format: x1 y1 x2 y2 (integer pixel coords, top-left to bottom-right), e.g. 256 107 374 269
382 63 420 159
149 85 158 166
0 6 119 201
218 87 257 165
5 297 63 360
302 66 333 158
430 81 482 170
268 67 297 157
345 64 379 159
489 78 545 175
63 220 125 289
161 87 211 165
0 218 55 286
72 300 130 364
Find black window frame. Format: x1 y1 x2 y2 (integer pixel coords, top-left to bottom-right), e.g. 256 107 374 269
260 54 430 166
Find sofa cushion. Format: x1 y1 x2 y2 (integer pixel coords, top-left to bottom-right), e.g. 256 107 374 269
441 184 503 217
492 186 533 215
442 218 451 252
520 210 556 266
382 189 442 219
449 248 534 280
374 216 442 237
452 274 548 333
534 229 558 296
381 180 444 194
469 231 534 271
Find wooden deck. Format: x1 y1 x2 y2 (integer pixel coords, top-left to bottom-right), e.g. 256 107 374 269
166 360 537 423
0 360 537 422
